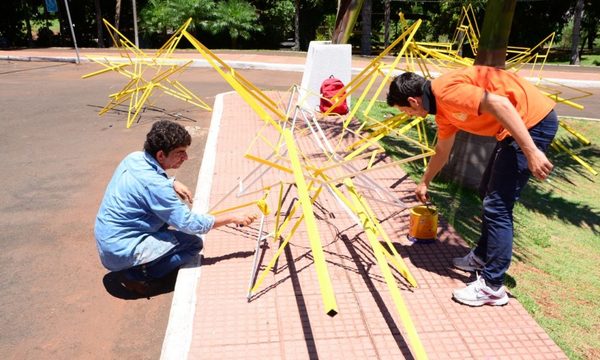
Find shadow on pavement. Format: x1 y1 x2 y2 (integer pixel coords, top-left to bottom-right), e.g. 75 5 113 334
102 270 177 300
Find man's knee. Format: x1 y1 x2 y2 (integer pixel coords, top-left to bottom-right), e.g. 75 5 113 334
172 231 203 252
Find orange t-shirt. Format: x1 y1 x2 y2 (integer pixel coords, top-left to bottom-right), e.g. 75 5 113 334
431 66 555 140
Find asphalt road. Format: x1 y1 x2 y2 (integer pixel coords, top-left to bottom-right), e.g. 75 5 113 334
0 60 302 359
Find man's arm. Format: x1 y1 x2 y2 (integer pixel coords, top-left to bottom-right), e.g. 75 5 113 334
172 180 257 228
213 213 258 228
479 92 553 180
173 180 193 203
415 134 455 203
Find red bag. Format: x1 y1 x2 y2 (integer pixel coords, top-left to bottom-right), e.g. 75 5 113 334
319 75 349 115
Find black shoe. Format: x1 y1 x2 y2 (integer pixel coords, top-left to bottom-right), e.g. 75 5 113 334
117 275 155 297
117 270 178 298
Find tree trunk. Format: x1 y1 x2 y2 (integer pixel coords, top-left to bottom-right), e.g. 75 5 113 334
56 0 68 45
115 0 122 31
94 0 105 47
474 0 516 68
441 0 517 190
360 0 371 55
384 0 390 48
570 0 584 65
332 0 365 44
25 12 34 47
579 33 586 56
22 0 33 47
587 21 596 51
293 0 300 51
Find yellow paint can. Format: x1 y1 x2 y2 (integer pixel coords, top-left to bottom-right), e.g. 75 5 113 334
408 205 438 242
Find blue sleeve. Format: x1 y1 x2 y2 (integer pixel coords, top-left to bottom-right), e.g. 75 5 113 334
143 179 215 235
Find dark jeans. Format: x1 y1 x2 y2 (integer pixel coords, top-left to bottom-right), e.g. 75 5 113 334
473 110 558 286
124 232 203 282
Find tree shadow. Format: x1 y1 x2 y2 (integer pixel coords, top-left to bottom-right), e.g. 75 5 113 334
406 133 600 268
519 137 600 235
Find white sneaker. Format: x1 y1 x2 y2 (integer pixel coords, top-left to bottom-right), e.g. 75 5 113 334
453 250 484 272
452 276 509 307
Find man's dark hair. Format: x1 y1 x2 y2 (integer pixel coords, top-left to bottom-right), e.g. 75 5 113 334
144 120 192 158
387 72 426 107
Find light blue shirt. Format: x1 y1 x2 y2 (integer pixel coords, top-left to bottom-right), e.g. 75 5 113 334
95 151 215 271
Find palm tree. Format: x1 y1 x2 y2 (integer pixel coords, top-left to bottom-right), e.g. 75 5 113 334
332 0 365 44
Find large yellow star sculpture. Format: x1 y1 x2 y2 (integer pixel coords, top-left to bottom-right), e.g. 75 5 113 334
82 19 212 128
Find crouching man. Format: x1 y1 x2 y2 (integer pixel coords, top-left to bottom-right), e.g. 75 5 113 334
95 120 256 296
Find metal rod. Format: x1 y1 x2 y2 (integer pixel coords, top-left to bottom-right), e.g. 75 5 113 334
247 213 266 300
131 0 139 47
62 0 80 64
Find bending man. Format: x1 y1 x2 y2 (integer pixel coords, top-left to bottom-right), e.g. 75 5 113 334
387 66 558 306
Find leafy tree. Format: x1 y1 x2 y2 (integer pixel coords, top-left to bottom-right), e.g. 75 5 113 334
0 0 46 47
252 0 294 49
582 0 600 51
509 0 571 48
204 0 262 48
140 0 214 35
297 0 334 50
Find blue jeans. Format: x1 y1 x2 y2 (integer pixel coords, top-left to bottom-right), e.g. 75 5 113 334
123 231 203 282
473 110 558 286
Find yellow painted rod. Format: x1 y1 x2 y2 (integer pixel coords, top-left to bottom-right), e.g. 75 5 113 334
283 129 338 316
345 180 427 360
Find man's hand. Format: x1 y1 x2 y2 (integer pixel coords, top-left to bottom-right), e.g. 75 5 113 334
415 182 429 203
526 148 554 181
173 180 193 204
480 93 552 181
233 213 259 227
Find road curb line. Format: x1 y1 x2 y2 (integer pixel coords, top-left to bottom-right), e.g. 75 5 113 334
160 91 231 360
3 54 599 88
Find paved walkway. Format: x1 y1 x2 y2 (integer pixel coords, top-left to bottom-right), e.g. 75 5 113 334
161 90 567 359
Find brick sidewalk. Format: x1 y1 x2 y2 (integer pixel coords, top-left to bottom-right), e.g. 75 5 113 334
181 92 567 360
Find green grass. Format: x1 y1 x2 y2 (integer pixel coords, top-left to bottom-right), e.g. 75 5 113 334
545 46 600 66
356 102 600 359
549 53 600 66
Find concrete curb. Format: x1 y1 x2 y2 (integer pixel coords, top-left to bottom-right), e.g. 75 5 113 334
3 54 600 88
160 91 229 360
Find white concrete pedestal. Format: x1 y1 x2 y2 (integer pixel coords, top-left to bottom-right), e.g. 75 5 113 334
299 41 352 112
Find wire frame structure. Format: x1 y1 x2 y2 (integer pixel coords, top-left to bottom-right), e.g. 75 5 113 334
82 19 212 128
